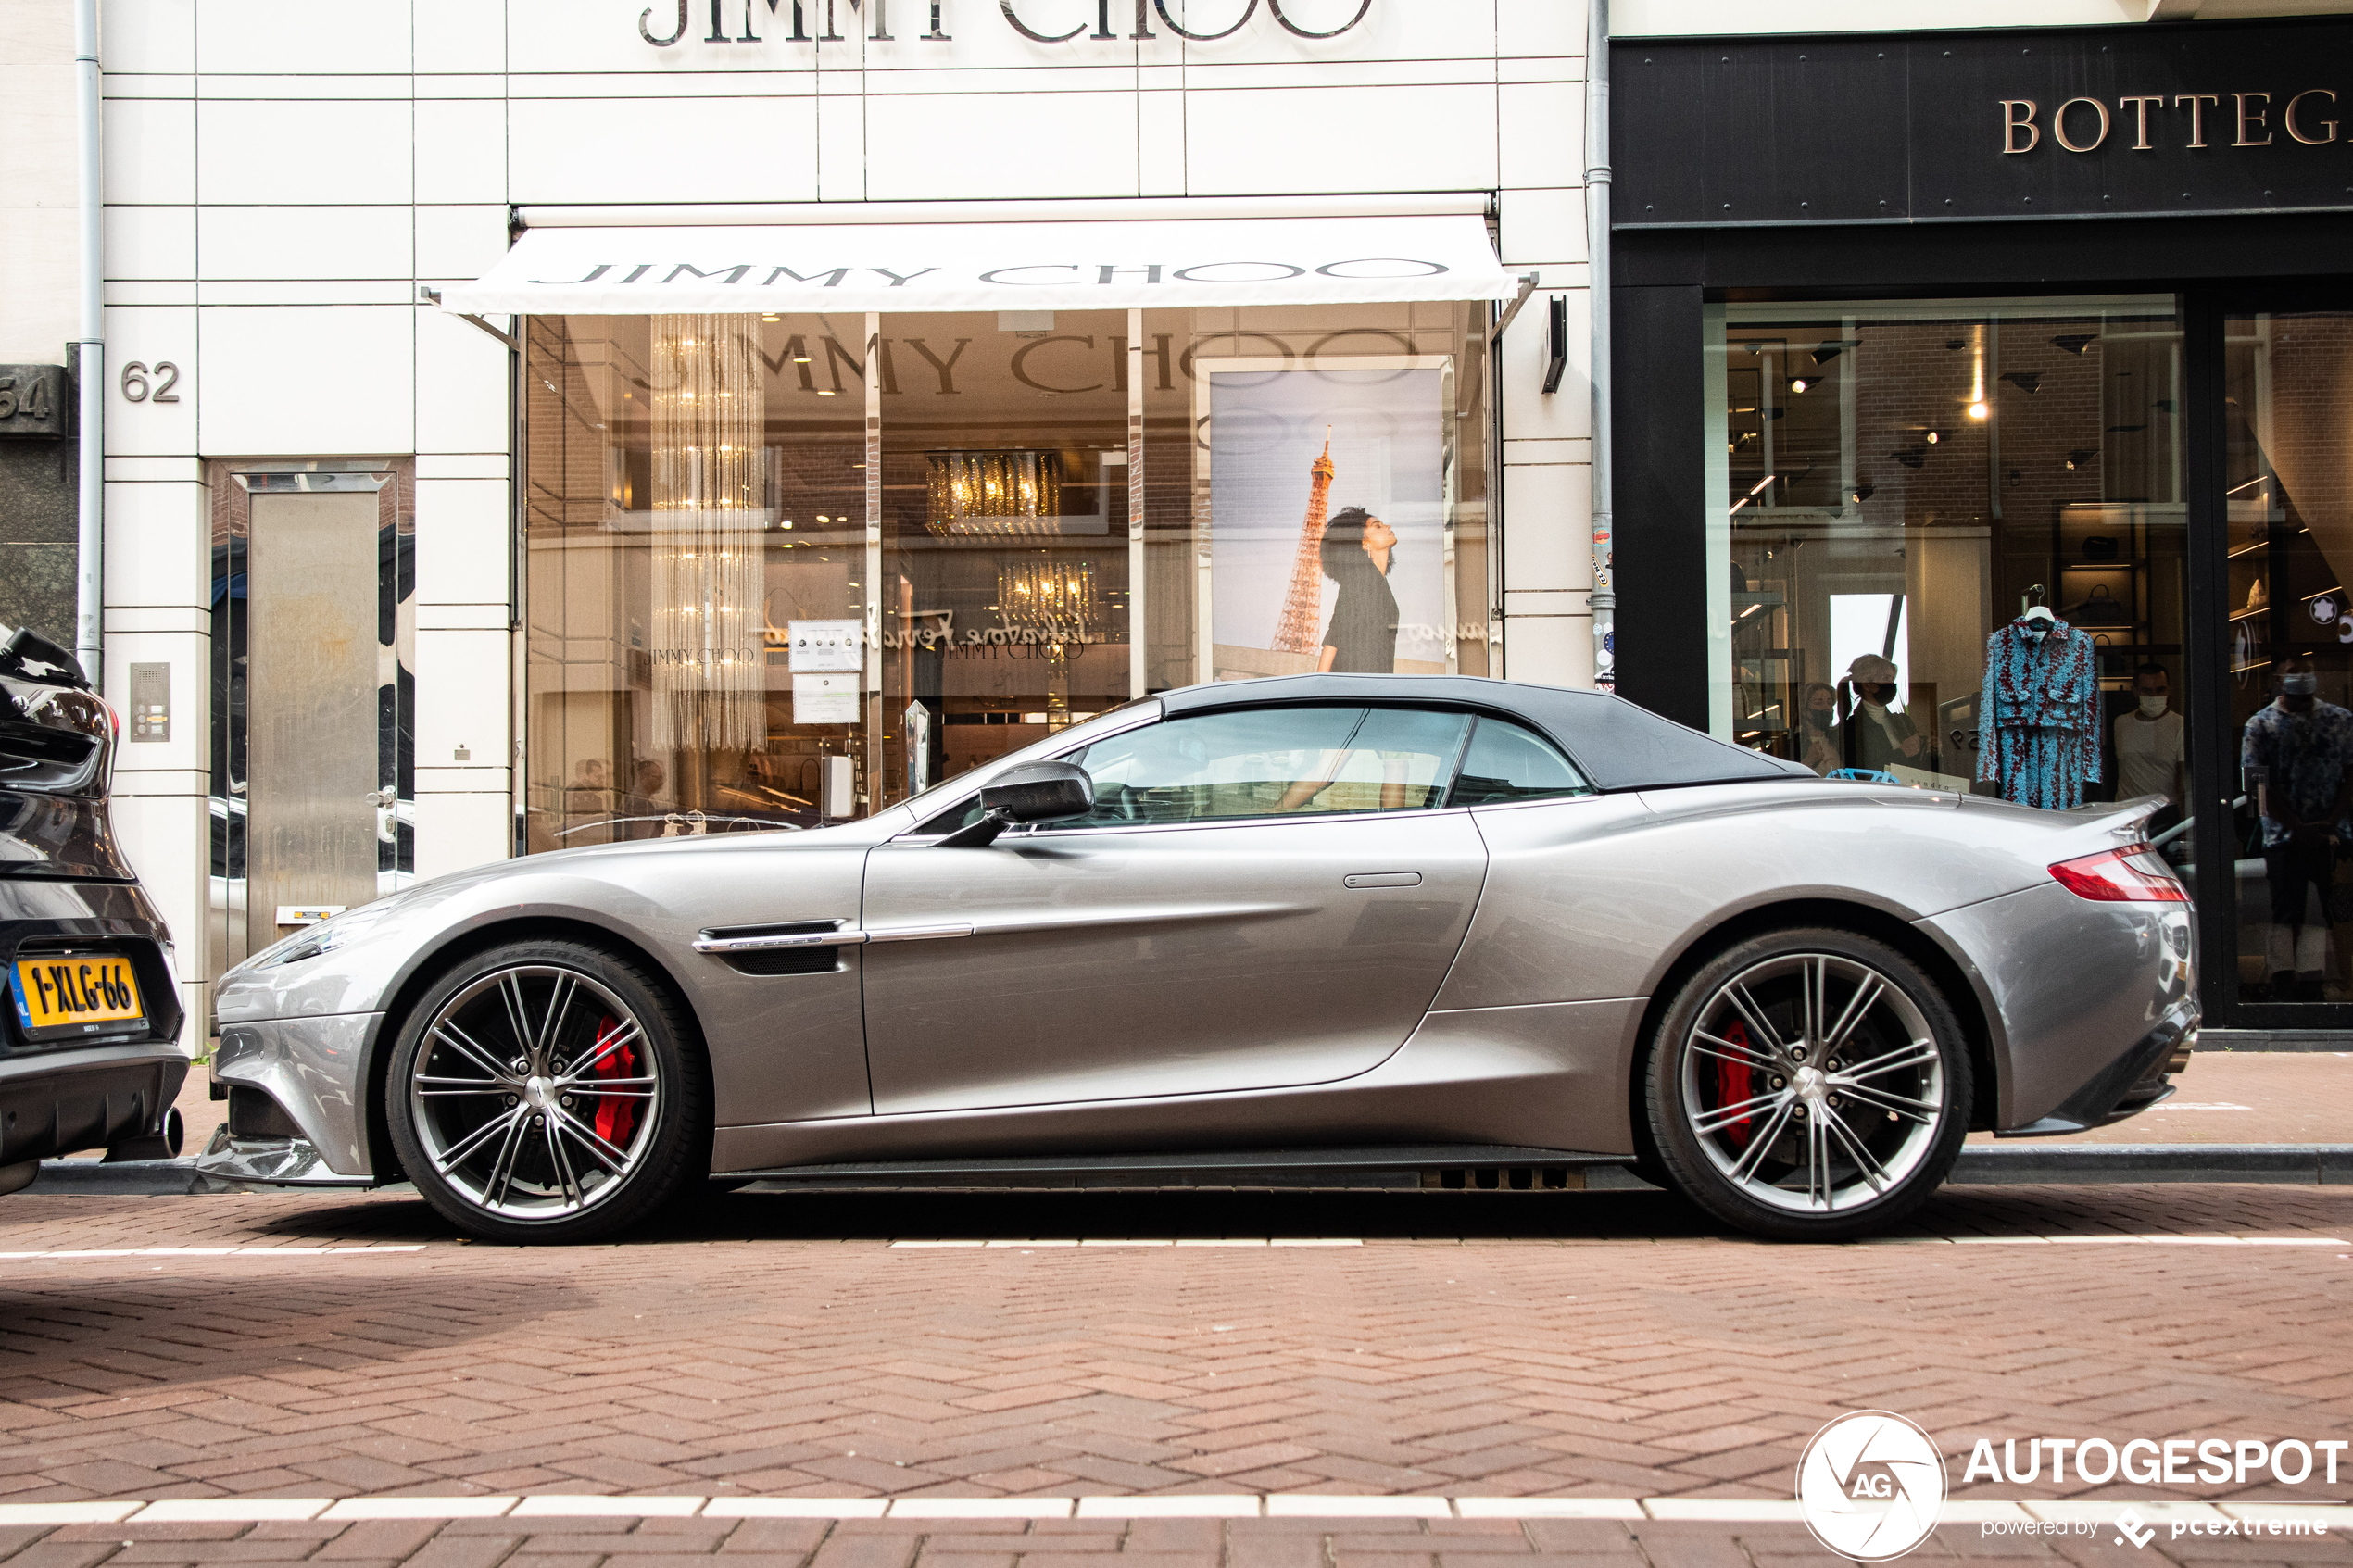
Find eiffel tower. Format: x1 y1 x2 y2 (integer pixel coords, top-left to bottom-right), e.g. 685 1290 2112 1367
1270 434 1337 655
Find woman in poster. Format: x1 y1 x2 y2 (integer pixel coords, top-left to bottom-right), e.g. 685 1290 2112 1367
1317 507 1400 673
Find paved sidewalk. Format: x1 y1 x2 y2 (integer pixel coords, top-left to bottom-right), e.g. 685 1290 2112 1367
1962 1048 2351 1146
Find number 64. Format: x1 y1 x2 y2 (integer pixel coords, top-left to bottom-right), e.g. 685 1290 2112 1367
120 361 181 403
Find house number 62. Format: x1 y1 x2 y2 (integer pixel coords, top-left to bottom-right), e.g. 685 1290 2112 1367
120 361 181 403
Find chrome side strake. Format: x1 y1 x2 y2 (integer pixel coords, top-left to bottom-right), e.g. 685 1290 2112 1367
691 922 973 954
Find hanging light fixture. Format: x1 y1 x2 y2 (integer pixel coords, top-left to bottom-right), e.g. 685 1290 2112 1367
650 312 766 755
926 451 1064 536
996 558 1097 639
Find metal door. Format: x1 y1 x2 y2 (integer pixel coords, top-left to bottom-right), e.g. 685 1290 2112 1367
212 467 413 971
858 809 1490 1115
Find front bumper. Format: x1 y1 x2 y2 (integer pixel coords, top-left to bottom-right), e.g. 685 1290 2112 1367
0 1045 186 1164
196 1123 375 1188
203 1012 380 1177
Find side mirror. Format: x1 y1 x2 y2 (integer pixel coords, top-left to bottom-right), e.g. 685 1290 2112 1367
937 759 1094 847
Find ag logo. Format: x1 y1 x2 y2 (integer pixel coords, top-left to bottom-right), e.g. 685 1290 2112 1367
1794 1411 1946 1561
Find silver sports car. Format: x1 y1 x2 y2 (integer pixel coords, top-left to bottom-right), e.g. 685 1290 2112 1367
200 673 2197 1243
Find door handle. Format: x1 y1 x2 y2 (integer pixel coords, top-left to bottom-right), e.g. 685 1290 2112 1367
1343 872 1422 888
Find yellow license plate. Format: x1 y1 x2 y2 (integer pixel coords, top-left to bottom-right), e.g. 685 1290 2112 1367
10 953 145 1042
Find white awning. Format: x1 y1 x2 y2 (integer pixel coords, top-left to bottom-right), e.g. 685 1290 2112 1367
441 214 1519 317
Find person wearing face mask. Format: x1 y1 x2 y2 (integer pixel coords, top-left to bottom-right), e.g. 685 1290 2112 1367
2114 662 2186 827
2242 656 2353 1002
1797 681 1842 775
1839 654 1922 774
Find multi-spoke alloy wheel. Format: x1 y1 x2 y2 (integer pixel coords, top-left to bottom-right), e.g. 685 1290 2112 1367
386 941 706 1243
1647 929 1969 1241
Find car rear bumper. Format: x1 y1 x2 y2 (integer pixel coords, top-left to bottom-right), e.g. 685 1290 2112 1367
0 1044 186 1164
1918 880 2197 1131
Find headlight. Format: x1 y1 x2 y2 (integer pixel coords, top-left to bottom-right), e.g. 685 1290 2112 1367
249 905 388 969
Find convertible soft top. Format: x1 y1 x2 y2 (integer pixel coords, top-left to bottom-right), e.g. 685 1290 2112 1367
1160 673 1814 793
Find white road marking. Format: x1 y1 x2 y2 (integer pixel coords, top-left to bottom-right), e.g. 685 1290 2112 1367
887 1238 1363 1248
0 1496 2339 1527
1870 1234 2348 1247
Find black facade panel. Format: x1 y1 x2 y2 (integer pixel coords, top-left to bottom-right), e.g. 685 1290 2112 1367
1611 282 1708 731
1618 19 2353 230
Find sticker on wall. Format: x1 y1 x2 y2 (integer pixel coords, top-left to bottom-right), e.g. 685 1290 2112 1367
788 620 862 672
793 671 860 725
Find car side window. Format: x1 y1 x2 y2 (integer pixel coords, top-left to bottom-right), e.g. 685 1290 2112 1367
1048 705 1472 827
1445 717 1592 806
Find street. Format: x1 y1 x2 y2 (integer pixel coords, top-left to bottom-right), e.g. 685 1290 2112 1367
1 1181 2348 1566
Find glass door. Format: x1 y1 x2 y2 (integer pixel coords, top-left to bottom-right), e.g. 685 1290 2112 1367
2214 307 2353 1018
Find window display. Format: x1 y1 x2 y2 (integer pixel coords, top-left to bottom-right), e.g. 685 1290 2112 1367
522 302 1491 847
1710 297 2187 817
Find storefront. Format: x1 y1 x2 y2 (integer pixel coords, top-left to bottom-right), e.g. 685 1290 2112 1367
79 3 1588 1012
1610 14 2353 1031
457 213 1516 846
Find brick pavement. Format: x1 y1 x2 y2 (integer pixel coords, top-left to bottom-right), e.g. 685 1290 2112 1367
0 1183 2349 1564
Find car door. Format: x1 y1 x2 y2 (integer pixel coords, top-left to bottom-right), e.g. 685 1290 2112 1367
858 703 1490 1115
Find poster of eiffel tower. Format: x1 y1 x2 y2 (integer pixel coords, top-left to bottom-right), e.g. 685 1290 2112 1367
1203 365 1449 684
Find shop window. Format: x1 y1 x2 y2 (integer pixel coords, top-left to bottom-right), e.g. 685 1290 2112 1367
1708 296 2189 849
520 303 1491 847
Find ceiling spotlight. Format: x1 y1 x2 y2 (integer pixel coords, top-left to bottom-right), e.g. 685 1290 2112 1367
1851 481 1876 503
2000 370 2044 395
1924 429 1943 444
1944 339 1968 351
1790 377 1812 395
793 351 812 364
2052 333 2097 356
1893 446 1927 470
1967 401 1989 420
1810 345 1845 367
2064 448 2099 470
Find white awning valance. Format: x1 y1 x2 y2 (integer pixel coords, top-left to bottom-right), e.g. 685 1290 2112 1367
441 214 1518 317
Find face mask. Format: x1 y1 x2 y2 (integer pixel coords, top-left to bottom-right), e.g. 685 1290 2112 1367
2283 673 2321 697
2138 695 2168 718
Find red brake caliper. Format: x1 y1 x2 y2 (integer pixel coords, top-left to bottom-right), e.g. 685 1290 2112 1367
588 1015 640 1147
1717 1021 1755 1151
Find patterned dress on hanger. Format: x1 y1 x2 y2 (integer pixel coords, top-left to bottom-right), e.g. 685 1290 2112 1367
1977 616 2102 810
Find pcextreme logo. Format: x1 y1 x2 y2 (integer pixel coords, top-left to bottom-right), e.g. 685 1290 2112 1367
1795 1411 1948 1561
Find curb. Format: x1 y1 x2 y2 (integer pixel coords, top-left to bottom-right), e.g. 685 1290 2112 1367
1950 1143 2353 1185
30 1147 2353 1198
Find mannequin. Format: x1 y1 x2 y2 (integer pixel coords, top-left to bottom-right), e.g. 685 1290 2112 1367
1977 608 2101 809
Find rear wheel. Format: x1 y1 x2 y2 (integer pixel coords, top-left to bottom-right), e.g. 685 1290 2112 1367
385 940 708 1244
1645 928 1969 1242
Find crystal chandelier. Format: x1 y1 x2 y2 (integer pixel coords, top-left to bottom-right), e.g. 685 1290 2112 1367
926 451 1063 536
649 313 766 753
996 558 1097 640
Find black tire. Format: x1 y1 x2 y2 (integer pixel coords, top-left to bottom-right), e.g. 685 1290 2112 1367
1643 926 1970 1242
384 939 710 1244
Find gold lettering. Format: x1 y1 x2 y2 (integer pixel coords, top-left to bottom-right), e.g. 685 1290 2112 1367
2176 94 2219 148
2120 95 2164 150
2285 88 2337 144
2000 99 2041 154
2234 92 2272 146
2055 96 2111 152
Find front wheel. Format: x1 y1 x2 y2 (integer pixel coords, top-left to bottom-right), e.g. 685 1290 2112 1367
1644 928 1970 1242
385 940 709 1244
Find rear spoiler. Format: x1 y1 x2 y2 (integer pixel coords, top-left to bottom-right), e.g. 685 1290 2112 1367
2061 795 2170 843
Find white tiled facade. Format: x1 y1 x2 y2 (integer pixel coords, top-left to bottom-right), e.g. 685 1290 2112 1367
44 0 1593 1028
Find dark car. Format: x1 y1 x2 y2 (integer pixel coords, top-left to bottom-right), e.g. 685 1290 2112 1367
1 625 186 1194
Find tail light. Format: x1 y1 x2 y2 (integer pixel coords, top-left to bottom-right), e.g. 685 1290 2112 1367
2050 844 2190 903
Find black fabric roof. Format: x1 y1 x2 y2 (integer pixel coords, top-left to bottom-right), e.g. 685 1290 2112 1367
1159 673 1813 793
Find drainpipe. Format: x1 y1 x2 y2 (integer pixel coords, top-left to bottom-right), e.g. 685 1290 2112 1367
73 0 104 685
1585 0 1614 693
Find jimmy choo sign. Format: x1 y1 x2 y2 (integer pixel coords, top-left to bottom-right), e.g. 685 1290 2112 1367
1615 19 2353 227
640 0 1372 46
